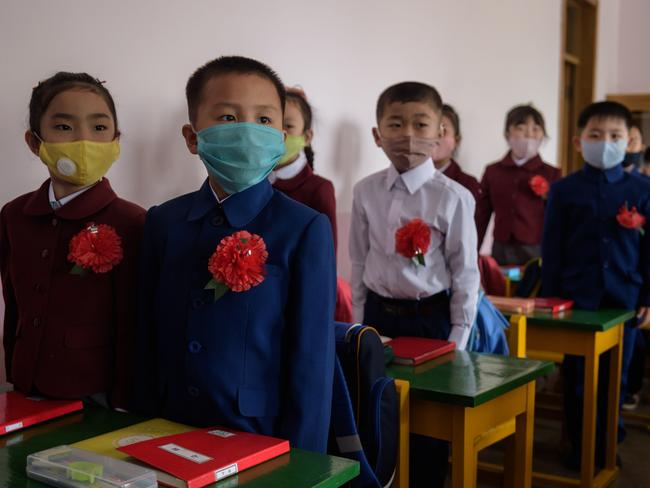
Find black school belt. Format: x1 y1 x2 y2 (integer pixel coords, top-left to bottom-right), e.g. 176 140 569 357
368 289 448 317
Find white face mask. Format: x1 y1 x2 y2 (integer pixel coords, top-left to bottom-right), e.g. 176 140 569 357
508 137 542 163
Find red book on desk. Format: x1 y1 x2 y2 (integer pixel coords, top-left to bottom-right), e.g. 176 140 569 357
388 337 455 366
0 391 83 435
534 298 574 313
118 427 290 488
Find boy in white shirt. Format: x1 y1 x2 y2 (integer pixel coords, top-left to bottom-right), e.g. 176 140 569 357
349 81 480 487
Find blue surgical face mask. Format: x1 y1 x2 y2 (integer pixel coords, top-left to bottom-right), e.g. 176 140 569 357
195 122 285 194
581 139 628 170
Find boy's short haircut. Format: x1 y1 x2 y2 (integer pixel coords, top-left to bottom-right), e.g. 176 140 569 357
504 104 546 135
376 82 443 122
186 55 286 123
577 101 632 130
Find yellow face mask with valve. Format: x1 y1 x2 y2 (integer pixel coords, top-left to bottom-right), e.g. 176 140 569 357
38 139 120 186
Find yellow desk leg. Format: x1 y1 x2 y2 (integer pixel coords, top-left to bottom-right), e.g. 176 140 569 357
508 314 527 358
605 324 624 472
503 381 535 488
452 407 477 488
394 379 410 488
581 340 599 487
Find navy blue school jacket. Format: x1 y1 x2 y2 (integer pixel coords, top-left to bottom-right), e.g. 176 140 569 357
132 179 336 453
541 164 650 310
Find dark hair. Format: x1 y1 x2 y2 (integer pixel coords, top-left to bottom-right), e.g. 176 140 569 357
644 146 650 165
441 104 461 139
286 90 315 169
186 56 286 123
376 82 443 122
29 72 118 137
577 101 632 130
505 104 546 135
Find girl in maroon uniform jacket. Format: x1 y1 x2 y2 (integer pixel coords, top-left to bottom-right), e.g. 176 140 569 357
270 88 351 321
476 104 561 265
0 72 145 408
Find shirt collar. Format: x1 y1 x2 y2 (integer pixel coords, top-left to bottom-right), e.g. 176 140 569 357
582 162 625 183
501 152 544 171
437 160 452 174
187 178 274 227
48 181 98 209
208 181 231 204
386 159 435 194
24 178 117 219
273 151 308 180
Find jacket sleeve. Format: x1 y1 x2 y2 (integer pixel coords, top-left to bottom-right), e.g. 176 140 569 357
130 206 163 416
110 209 145 409
475 170 493 247
279 214 336 452
349 184 370 323
540 184 566 298
638 192 650 307
1 206 18 383
311 180 338 255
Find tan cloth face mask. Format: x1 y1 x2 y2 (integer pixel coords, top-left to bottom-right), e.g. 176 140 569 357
379 135 437 173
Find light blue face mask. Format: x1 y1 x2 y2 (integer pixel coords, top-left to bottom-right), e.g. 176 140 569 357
581 139 628 170
195 122 285 194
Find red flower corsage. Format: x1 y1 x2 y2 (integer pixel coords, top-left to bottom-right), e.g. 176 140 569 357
395 219 431 266
68 223 123 275
617 203 646 235
205 230 268 300
529 175 550 198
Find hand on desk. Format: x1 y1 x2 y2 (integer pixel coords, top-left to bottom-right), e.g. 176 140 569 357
637 306 649 327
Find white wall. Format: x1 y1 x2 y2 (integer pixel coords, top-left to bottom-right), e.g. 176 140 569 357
0 0 565 382
596 0 650 98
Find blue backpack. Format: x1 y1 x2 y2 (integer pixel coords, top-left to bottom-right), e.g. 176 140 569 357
467 291 510 355
330 322 399 488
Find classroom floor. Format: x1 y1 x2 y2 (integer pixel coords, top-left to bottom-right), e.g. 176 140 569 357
472 375 650 488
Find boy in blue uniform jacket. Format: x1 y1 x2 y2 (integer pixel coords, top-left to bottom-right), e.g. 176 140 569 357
132 56 336 453
542 101 650 468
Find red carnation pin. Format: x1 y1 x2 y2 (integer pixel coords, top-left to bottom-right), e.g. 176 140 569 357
205 231 268 300
395 219 431 266
529 175 550 198
68 223 123 275
617 203 646 235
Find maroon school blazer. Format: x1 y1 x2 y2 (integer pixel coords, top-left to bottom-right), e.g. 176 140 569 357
476 153 561 247
272 164 338 253
0 179 145 408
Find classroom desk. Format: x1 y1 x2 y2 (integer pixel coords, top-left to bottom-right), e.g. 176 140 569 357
388 351 553 488
0 406 359 488
511 308 634 488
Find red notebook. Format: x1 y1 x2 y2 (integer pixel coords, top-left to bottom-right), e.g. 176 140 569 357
388 337 455 366
534 298 574 313
0 391 83 435
118 427 290 488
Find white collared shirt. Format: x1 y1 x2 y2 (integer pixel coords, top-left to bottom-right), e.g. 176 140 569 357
349 159 480 350
208 181 231 204
269 152 308 183
48 181 97 209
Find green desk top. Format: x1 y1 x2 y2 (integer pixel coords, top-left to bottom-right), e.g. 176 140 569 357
387 351 554 407
508 308 634 332
0 407 358 488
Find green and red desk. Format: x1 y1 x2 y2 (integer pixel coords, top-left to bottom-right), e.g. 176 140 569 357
506 308 633 488
0 406 359 488
388 351 553 488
